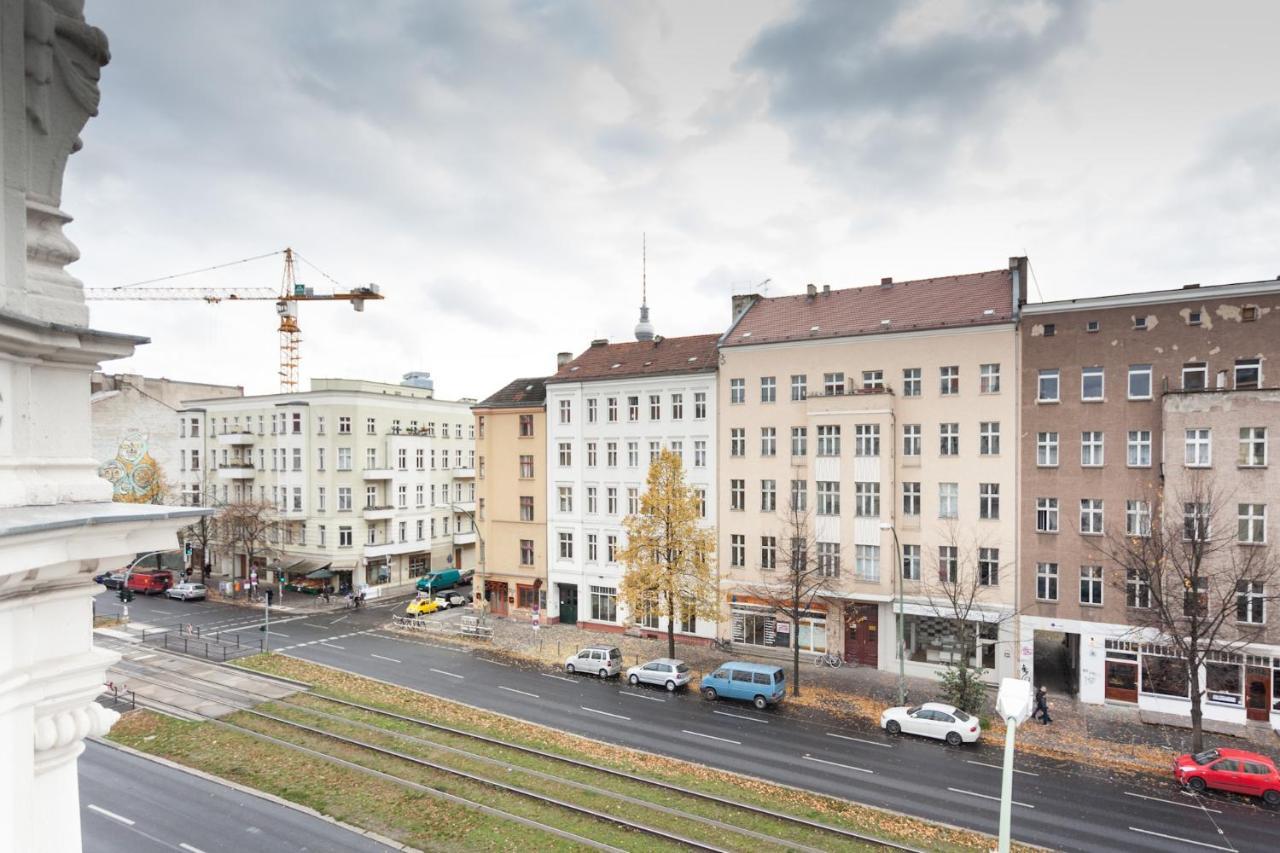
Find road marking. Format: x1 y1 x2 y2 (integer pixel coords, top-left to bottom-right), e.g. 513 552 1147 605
713 710 769 723
541 673 576 683
1124 791 1221 813
479 658 512 667
430 668 464 679
966 759 1038 776
1128 827 1234 851
580 706 630 720
319 642 345 650
133 654 156 661
498 686 540 699
803 754 873 774
619 690 665 702
370 654 402 663
269 631 290 638
947 787 1033 808
87 804 135 825
682 730 741 745
329 616 349 625
180 844 208 853
825 732 893 748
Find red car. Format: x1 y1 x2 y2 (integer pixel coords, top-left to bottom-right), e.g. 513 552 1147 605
126 570 173 595
1174 747 1280 805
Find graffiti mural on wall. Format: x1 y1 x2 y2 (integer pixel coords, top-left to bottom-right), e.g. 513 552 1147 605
98 428 164 503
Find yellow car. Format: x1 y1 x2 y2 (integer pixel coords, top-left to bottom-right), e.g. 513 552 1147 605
405 597 441 617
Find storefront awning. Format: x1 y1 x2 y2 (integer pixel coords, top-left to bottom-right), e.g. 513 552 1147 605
280 558 331 576
305 565 335 579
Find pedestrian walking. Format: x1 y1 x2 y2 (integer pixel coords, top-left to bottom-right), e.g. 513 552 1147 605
1034 686 1052 725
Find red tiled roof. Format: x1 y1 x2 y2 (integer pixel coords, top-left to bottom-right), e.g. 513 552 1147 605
547 334 720 384
722 269 1015 347
474 376 548 409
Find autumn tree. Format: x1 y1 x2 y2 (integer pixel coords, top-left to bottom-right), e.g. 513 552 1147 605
617 450 719 659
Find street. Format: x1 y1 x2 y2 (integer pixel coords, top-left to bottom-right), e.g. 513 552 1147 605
112 593 1280 852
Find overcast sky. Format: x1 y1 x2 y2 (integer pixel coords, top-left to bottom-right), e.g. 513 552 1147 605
69 0 1280 399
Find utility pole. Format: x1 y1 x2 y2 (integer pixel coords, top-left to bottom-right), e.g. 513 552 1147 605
995 679 1034 852
879 522 906 705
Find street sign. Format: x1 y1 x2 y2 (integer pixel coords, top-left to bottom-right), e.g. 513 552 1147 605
532 606 540 630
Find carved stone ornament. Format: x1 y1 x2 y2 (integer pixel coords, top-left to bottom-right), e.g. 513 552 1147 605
32 699 118 770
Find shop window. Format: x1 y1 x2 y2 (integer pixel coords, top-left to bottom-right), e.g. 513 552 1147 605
1206 662 1243 706
1140 655 1188 698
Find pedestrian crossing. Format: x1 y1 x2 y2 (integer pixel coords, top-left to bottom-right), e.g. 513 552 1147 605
275 629 375 652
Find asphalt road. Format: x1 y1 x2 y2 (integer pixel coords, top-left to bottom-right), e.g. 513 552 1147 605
80 739 393 853
112 593 1280 852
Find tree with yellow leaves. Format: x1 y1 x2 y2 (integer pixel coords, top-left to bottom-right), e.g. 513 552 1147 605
617 450 719 659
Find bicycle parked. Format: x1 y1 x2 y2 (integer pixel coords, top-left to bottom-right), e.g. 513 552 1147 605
814 652 845 668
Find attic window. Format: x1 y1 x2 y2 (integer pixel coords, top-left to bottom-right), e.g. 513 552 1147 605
610 363 622 369
524 384 534 391
1242 306 1258 322
570 366 579 371
643 361 653 366
687 356 698 362
1043 323 1056 337
1086 320 1099 333
1133 316 1148 330
1188 311 1202 326
982 308 995 316
879 319 890 327
741 331 752 337
810 325 820 332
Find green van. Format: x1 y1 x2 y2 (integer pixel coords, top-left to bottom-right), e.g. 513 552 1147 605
415 569 462 593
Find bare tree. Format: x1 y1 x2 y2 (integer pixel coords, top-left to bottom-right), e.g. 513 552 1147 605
178 476 223 582
219 500 277 586
1092 474 1280 751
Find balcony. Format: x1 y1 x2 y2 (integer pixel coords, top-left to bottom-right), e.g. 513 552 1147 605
362 504 396 521
216 430 256 446
362 467 395 480
217 463 256 480
364 540 423 558
452 466 476 479
452 530 477 546
450 500 477 514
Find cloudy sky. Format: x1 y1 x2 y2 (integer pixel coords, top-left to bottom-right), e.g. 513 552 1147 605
70 0 1280 399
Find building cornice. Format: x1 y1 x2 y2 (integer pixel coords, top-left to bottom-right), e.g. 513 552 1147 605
1022 279 1280 316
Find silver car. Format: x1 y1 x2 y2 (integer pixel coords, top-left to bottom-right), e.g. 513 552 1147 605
165 582 207 601
625 658 692 691
565 645 622 678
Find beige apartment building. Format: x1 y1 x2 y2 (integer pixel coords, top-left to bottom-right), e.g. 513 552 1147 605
473 375 549 620
718 261 1026 683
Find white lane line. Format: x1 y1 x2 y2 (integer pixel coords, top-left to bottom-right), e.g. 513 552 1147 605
580 706 630 721
498 686 540 699
133 654 157 661
480 658 512 667
180 844 208 853
319 642 346 650
966 759 1038 776
1124 791 1221 813
618 690 666 703
370 654 402 663
269 632 290 638
329 616 349 625
430 668 464 679
803 754 874 774
948 787 1034 808
713 710 769 723
87 804 135 825
826 732 893 748
541 673 576 683
682 730 741 745
1128 827 1234 851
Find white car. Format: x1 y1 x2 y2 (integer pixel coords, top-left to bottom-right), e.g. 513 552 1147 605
433 593 467 609
165 582 207 601
880 701 981 746
625 658 692 691
565 645 622 678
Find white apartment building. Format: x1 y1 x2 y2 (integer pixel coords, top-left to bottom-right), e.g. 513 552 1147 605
544 331 719 640
175 374 477 593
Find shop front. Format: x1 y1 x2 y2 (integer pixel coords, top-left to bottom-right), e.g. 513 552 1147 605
728 597 828 658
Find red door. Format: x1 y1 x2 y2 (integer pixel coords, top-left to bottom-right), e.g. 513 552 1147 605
1246 668 1271 722
845 605 879 666
486 581 508 616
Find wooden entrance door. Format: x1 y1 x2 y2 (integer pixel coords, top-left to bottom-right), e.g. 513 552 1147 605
845 605 879 666
486 581 508 616
1245 667 1271 722
1104 661 1138 703
558 584 578 625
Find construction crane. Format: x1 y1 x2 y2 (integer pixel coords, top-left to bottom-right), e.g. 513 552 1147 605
85 247 383 392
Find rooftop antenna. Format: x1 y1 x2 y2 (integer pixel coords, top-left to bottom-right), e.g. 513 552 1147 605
634 232 655 341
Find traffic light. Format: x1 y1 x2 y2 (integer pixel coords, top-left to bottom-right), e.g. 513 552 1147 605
117 588 134 603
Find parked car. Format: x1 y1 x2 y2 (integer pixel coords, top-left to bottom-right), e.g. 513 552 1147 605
434 592 467 609
96 571 126 589
126 571 173 596
405 597 441 617
165 582 207 601
700 662 786 710
626 658 692 691
415 569 462 593
565 645 622 678
880 702 981 746
1174 748 1280 805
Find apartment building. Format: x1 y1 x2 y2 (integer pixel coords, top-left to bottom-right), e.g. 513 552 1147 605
717 261 1026 683
1019 279 1280 725
545 332 719 637
473 374 549 620
175 374 477 594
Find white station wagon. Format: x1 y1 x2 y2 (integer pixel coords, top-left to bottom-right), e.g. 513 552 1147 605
880 701 981 746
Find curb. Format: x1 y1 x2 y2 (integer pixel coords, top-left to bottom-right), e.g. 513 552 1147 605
89 736 419 852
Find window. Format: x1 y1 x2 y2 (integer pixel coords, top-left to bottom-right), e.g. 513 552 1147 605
1238 504 1266 544
627 487 639 515
694 392 707 419
520 496 534 521
586 398 597 423
979 422 1000 455
606 487 617 514
1037 431 1059 466
1235 358 1261 389
790 374 807 401
1081 431 1104 466
556 486 573 513
817 542 840 577
816 425 840 456
1081 367 1104 401
1239 427 1268 467
1185 429 1211 467
338 526 352 547
901 423 921 457
902 545 921 581
761 479 776 512
627 441 639 467
606 442 618 467
938 546 958 583
939 423 959 456
558 531 574 559
292 447 302 471
790 479 807 512
1187 310 1202 326
557 399 571 424
854 482 880 517
817 481 840 516
854 424 880 456
695 487 706 518
338 416 351 434
1126 569 1150 609
823 372 845 396
1080 566 1103 605
730 479 745 511
649 394 661 420
1080 499 1104 535
607 397 618 422
978 548 999 586
670 394 682 420
1036 497 1059 533
760 376 776 403
583 442 597 468
365 485 378 509
729 379 745 404
730 534 745 567
939 365 959 395
1126 500 1151 537
730 428 745 457
1132 316 1148 330
1043 323 1056 337
190 449 200 471
902 367 921 397
670 440 683 463
1237 581 1265 624
1184 576 1208 617
1036 563 1059 601
627 396 639 421
1126 430 1151 467
902 482 921 516
980 363 1000 394
979 483 1000 520
397 485 407 509
558 442 572 467
1038 369 1060 402
1128 365 1152 400
1184 502 1211 541
760 536 777 570
938 482 958 518
606 535 618 563
761 427 777 457
862 370 884 390
519 455 534 478
791 427 807 457
590 586 617 622
1182 362 1207 391
338 487 352 511
855 545 880 581
694 440 707 467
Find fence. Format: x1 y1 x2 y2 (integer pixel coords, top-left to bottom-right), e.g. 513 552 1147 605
391 614 492 641
137 625 262 661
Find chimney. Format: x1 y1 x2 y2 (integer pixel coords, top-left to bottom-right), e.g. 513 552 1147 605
730 293 758 323
1009 256 1029 317
590 338 609 348
822 284 831 294
556 351 572 369
880 277 892 286
1183 283 1200 290
806 283 817 298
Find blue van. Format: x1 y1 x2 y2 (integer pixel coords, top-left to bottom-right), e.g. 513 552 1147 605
415 569 462 593
700 662 786 709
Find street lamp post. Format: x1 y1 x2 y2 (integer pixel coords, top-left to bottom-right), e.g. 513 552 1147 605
879 522 905 706
447 502 484 599
995 678 1035 852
